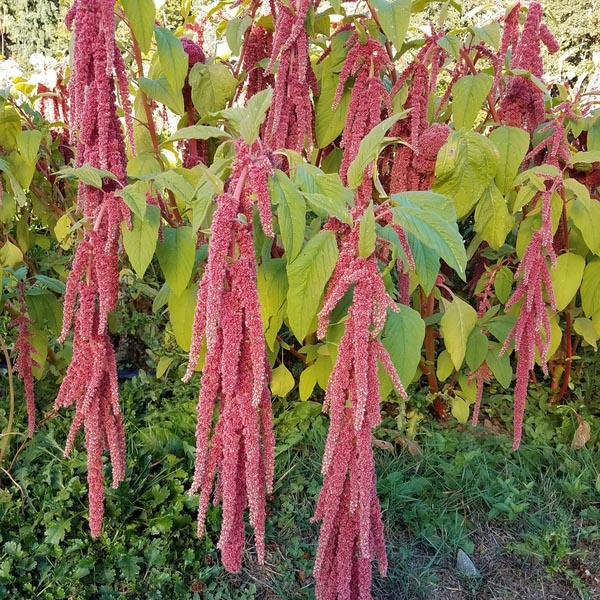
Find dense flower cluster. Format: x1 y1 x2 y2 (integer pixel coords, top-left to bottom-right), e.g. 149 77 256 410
499 2 559 133
265 0 316 152
11 283 37 438
314 227 407 600
184 139 275 572
56 0 130 537
388 32 447 193
334 33 392 184
241 23 275 101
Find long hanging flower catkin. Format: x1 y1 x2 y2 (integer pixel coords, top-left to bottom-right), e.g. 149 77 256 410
55 0 131 537
264 0 316 152
498 2 559 133
313 227 407 600
11 283 37 438
184 139 275 572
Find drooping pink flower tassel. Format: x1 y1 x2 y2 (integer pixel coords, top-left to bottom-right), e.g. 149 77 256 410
184 139 275 571
56 0 129 536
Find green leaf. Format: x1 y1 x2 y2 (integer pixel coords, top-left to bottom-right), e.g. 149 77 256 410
382 306 426 387
574 318 597 350
486 344 512 388
299 364 318 400
226 16 252 56
452 73 493 130
488 126 530 194
165 125 231 142
0 240 23 268
138 76 184 115
287 230 339 342
570 192 600 255
549 252 585 311
271 364 295 397
16 130 42 164
271 170 306 262
358 202 376 258
154 26 188 93
168 284 198 352
25 290 62 336
406 233 440 294
190 62 238 115
440 296 478 370
436 349 454 381
315 55 351 148
473 183 514 250
391 191 467 279
494 266 513 305
465 328 488 372
568 150 600 166
451 396 470 424
433 130 499 218
55 164 118 189
121 205 161 278
581 259 600 318
116 181 148 219
239 88 273 144
44 519 71 546
347 113 403 189
257 258 288 350
156 227 196 296
149 170 196 204
366 0 411 50
156 356 174 379
122 0 155 53
119 555 142 581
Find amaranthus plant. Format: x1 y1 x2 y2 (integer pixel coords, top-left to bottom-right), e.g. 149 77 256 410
1 0 599 598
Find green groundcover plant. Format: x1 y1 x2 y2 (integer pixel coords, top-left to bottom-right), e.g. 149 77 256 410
0 0 599 597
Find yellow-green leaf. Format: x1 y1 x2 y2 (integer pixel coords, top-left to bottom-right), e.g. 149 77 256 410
549 252 585 311
440 296 478 370
271 364 295 397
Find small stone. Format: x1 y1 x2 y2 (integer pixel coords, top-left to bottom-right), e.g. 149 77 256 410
456 549 480 578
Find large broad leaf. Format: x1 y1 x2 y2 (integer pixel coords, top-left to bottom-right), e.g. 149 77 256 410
190 62 238 115
165 125 231 143
382 306 426 387
155 26 188 93
138 75 184 115
549 252 585 311
16 130 42 165
121 205 161 278
271 363 295 398
25 290 62 337
347 113 403 189
473 183 514 250
581 259 600 318
156 226 196 296
366 0 411 51
315 54 351 148
406 232 440 294
452 73 493 130
286 230 339 342
465 328 488 372
486 344 512 388
489 126 530 194
168 284 198 352
440 296 478 370
569 185 600 255
433 130 499 218
270 170 306 262
226 16 252 56
391 191 467 279
257 258 288 350
221 88 274 144
122 0 155 53
116 181 148 220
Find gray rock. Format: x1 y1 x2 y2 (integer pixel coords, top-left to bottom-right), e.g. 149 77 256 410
456 548 480 578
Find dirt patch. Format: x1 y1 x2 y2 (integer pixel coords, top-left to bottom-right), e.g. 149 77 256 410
375 524 600 600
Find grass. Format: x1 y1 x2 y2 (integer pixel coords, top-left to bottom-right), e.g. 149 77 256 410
1 372 600 599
